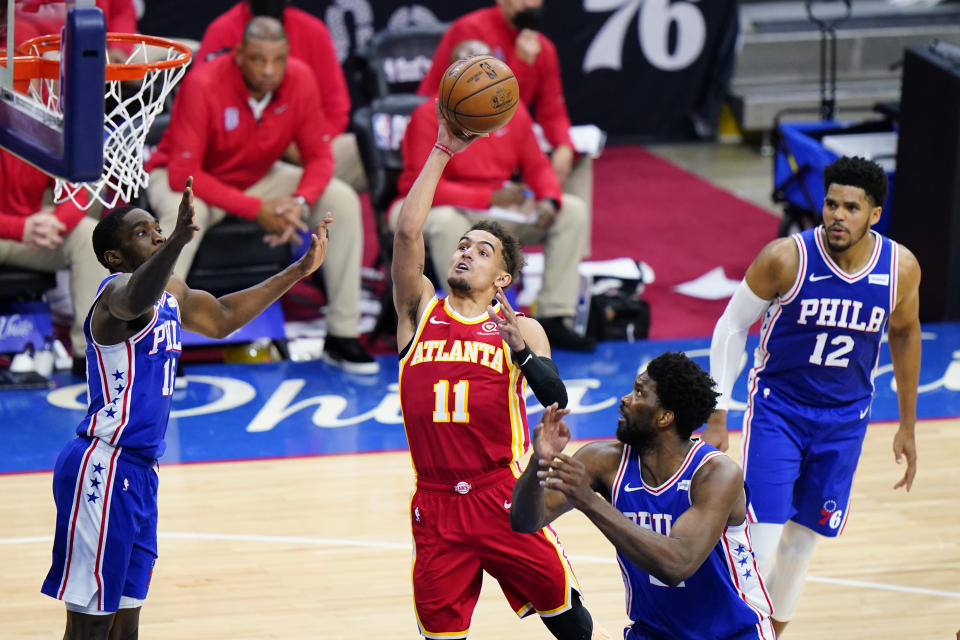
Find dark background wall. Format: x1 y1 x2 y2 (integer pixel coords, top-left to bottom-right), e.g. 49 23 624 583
140 0 737 141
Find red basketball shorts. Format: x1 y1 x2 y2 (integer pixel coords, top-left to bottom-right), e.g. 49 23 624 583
410 466 581 639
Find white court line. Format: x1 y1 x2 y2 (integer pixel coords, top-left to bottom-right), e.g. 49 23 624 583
6 532 959 600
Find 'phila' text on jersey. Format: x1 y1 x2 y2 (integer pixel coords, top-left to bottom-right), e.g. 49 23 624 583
796 298 886 333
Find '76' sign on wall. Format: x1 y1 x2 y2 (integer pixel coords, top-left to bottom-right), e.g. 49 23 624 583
583 0 707 72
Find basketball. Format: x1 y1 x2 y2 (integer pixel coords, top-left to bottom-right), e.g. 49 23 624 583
438 55 519 135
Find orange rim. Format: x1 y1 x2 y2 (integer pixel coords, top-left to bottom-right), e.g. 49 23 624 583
14 32 192 82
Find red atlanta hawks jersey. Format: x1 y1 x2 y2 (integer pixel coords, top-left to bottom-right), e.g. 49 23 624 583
398 297 529 481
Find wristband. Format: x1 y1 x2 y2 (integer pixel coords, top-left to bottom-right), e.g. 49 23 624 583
433 142 455 158
512 344 534 367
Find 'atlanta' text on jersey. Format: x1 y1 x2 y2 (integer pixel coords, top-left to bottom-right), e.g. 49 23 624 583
398 297 528 481
406 338 505 372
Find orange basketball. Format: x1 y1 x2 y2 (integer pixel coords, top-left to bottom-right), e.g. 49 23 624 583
438 55 519 135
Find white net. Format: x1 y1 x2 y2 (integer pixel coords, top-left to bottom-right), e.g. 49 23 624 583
24 38 190 210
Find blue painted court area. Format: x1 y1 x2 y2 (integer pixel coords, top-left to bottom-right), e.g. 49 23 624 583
3 323 960 474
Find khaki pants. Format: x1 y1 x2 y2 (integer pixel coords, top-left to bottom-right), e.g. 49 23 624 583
0 216 107 353
332 132 368 194
147 163 364 337
389 194 589 318
564 156 593 255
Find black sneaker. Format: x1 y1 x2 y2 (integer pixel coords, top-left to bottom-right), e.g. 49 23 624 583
72 355 87 379
322 336 380 375
538 317 597 352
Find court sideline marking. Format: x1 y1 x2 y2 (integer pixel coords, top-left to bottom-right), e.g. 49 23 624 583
4 531 958 600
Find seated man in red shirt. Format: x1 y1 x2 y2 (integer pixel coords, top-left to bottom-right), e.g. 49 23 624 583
194 0 365 193
391 41 594 352
418 0 594 250
0 150 108 368
14 0 139 62
146 16 376 374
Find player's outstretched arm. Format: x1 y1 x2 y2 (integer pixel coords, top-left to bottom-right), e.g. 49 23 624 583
542 452 744 586
703 237 797 450
392 102 482 341
887 245 922 491
510 403 578 533
104 177 200 322
171 214 332 339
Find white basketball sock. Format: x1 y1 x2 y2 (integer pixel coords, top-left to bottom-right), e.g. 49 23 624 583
766 521 820 622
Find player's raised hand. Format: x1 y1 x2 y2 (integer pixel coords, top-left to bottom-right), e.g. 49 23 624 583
892 427 917 492
294 213 333 277
170 176 200 246
487 287 525 352
533 402 571 463
538 453 594 509
435 100 484 152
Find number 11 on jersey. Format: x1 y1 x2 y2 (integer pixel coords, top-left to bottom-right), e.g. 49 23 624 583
433 379 470 422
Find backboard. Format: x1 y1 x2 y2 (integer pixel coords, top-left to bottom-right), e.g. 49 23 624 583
0 0 105 182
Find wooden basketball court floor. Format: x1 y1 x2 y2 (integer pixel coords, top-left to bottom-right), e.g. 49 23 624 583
2 419 958 639
3 141 958 637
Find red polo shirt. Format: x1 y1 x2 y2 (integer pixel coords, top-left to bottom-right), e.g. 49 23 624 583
396 100 561 211
0 150 87 241
146 53 333 220
417 7 573 151
194 2 350 138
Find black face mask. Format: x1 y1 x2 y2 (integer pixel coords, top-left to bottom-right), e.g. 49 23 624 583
248 0 287 18
512 7 543 31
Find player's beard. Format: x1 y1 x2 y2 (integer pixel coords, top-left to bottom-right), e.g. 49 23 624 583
448 275 471 294
616 417 656 454
824 220 869 253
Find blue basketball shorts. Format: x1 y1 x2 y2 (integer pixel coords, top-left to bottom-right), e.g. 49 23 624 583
41 437 159 612
740 380 870 537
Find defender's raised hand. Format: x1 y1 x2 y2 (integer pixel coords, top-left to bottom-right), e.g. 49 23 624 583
533 402 571 463
295 213 333 277
538 453 594 509
486 287 524 352
170 176 200 246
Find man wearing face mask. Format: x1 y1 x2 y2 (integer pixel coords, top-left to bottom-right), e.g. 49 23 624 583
418 0 594 252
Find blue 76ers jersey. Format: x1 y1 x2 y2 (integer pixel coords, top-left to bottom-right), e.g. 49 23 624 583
613 440 774 640
76 275 182 459
751 227 898 407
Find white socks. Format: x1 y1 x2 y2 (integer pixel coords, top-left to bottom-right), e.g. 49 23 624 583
753 520 821 622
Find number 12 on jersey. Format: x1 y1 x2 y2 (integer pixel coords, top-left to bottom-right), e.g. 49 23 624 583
433 379 470 422
809 332 854 368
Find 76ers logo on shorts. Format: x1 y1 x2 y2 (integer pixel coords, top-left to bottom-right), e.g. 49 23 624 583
819 499 843 529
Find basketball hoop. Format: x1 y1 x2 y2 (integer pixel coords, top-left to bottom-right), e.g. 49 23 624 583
16 33 192 210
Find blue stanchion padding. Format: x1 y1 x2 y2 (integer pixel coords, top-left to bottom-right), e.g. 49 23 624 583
0 300 53 353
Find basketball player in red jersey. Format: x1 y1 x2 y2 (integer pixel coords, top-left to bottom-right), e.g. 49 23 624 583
392 103 600 640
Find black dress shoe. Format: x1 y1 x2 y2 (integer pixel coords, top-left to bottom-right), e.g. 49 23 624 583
538 317 597 352
71 356 86 379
